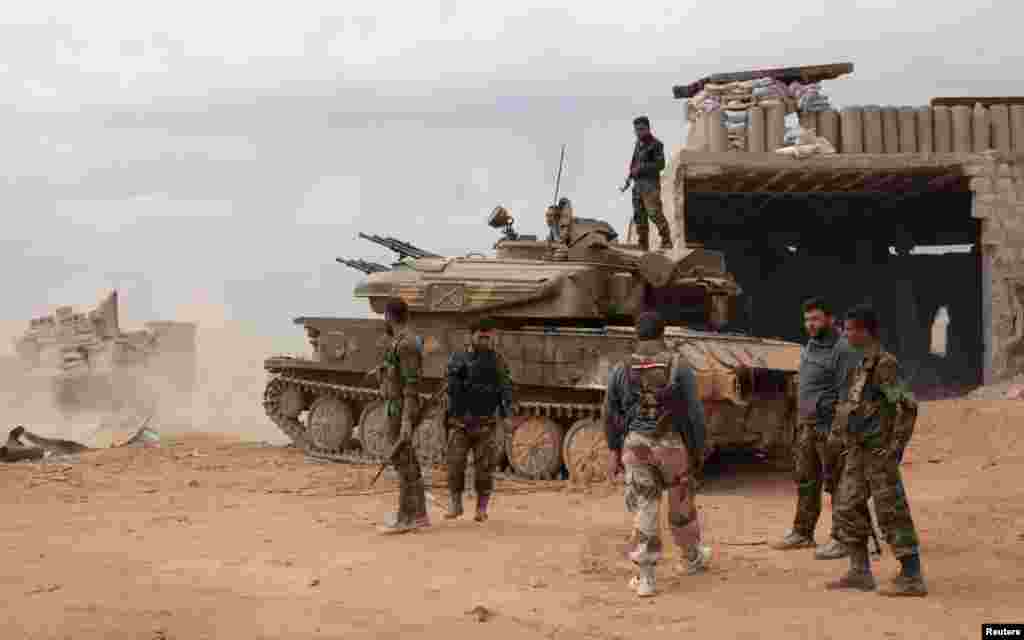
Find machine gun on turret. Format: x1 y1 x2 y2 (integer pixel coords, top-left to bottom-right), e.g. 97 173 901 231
357 233 440 262
336 258 391 274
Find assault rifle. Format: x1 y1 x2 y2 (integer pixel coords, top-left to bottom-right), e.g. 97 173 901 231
368 383 448 488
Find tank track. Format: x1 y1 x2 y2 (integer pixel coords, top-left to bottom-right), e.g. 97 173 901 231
263 372 602 465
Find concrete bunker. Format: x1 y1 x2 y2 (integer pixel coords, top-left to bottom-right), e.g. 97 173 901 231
660 149 1024 393
680 155 982 394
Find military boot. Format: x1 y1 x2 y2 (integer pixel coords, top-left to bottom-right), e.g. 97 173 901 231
474 494 490 522
445 492 464 519
878 574 928 597
825 545 876 591
680 544 712 575
377 513 416 535
878 554 927 597
770 530 816 550
814 538 849 560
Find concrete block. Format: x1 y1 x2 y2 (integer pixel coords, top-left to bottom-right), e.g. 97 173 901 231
973 104 991 152
817 110 840 150
1011 105 1024 152
882 107 900 153
933 106 952 153
990 104 1012 153
916 107 933 153
898 107 917 152
863 108 884 154
952 105 972 153
839 107 863 153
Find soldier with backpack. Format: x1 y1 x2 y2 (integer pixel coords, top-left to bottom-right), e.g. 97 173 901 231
604 312 711 598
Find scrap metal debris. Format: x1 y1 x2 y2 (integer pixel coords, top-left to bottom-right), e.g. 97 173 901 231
0 415 160 463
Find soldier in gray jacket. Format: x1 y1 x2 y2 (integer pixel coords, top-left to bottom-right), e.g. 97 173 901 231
771 297 862 559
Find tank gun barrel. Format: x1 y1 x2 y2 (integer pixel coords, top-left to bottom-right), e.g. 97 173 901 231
357 233 440 260
336 258 391 274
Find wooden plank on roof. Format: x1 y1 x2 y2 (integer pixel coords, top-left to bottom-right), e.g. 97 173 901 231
672 62 854 99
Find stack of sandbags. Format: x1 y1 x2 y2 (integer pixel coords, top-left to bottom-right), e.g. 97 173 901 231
697 80 758 151
789 81 832 112
684 77 836 152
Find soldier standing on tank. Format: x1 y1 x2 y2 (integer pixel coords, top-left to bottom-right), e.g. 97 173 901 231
772 297 861 559
444 317 513 522
827 304 927 596
627 116 673 252
605 312 711 598
376 298 431 535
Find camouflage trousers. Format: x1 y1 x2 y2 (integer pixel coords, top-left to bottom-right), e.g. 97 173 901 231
622 430 701 566
446 416 498 496
631 187 672 246
833 440 921 558
387 413 427 523
791 417 846 538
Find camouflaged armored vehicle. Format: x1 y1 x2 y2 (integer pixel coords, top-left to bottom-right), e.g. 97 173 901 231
263 199 802 481
13 291 197 419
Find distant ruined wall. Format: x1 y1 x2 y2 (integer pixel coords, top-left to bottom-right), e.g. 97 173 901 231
971 152 1024 382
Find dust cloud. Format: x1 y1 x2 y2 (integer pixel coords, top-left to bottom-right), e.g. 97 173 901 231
0 298 306 446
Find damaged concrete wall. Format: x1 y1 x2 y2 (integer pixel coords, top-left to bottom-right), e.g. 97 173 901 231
970 152 1024 382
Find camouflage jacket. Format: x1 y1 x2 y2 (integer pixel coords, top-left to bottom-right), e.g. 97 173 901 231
446 347 513 418
380 329 423 425
629 136 666 194
835 341 918 451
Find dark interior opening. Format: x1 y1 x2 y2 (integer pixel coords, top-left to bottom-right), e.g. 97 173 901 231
685 189 982 396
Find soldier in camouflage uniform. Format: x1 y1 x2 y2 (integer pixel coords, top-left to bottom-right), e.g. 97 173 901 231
444 317 514 522
827 304 927 596
605 312 711 598
376 298 431 535
772 297 861 560
628 116 673 251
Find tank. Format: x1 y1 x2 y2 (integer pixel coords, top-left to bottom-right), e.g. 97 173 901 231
264 199 802 480
12 291 198 419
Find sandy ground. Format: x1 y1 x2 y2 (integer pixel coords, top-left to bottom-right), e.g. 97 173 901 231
2 398 1023 640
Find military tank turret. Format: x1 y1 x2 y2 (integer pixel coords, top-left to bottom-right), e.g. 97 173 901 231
263 198 801 481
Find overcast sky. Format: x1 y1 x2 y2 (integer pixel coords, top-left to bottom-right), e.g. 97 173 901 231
2 0 1021 348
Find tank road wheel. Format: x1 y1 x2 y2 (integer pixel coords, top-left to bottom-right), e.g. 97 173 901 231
563 419 610 484
505 415 565 480
306 395 356 452
358 400 392 460
263 377 309 445
277 384 305 420
414 404 448 468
